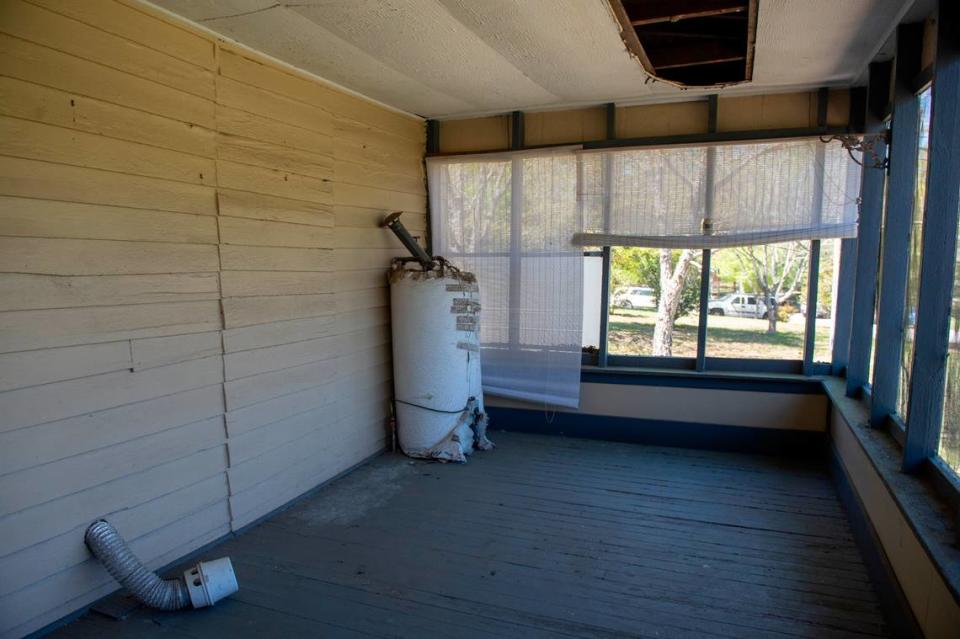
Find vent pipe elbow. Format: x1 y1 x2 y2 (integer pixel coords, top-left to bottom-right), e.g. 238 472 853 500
85 520 238 611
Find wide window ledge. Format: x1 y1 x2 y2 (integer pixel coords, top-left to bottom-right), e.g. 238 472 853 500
823 377 960 606
581 364 825 393
580 366 960 602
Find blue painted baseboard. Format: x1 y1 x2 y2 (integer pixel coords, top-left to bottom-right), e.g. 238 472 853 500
487 406 826 456
830 445 923 639
580 368 824 394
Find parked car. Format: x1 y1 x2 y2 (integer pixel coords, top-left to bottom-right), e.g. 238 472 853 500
708 293 771 319
799 302 831 319
612 286 656 309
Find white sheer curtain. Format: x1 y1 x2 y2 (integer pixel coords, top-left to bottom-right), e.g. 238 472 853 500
574 138 862 248
426 137 861 407
427 147 583 408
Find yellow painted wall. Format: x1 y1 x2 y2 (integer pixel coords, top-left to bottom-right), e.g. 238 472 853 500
618 100 710 138
829 396 960 638
0 1 424 636
525 107 607 146
439 114 509 153
922 16 937 74
436 90 852 154
486 381 828 432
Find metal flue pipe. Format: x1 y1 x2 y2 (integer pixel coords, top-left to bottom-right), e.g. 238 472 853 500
381 211 433 269
85 520 238 611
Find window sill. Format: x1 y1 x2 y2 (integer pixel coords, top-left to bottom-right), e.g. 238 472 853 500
581 364 825 394
584 352 832 377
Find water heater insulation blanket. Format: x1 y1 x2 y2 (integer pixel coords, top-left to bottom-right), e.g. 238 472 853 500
388 263 493 462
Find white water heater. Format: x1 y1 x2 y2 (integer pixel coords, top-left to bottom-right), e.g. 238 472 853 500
389 260 492 462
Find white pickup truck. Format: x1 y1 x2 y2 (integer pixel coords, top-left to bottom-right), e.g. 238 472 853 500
707 293 771 319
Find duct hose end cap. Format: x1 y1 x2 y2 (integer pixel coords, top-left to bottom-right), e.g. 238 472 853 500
183 557 238 608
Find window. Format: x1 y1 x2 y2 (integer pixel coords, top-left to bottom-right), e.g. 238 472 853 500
582 252 603 350
706 242 809 361
432 138 859 384
607 247 701 358
599 239 825 367
898 89 933 417
428 149 584 408
942 223 960 472
813 238 842 363
578 138 859 370
869 180 890 387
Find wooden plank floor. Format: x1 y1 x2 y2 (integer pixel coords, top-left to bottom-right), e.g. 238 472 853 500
53 432 888 638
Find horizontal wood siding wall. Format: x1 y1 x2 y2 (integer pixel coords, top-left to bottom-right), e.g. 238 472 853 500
0 1 424 636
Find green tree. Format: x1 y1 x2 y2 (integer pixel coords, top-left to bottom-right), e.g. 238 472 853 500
612 247 701 318
612 247 701 355
733 242 809 334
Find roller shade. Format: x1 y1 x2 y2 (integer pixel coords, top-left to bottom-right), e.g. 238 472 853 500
427 147 583 408
573 138 862 249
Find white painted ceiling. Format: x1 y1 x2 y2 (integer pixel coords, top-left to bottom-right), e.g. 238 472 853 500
151 0 914 119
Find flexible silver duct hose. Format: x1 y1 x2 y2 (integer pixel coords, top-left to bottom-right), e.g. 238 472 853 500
85 520 191 611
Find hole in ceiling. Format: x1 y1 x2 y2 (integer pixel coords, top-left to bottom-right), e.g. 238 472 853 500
608 0 758 88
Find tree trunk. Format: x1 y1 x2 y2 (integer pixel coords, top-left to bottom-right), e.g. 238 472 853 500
652 249 695 356
767 297 778 334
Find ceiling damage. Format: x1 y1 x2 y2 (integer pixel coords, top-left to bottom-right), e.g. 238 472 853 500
608 0 757 87
151 0 912 118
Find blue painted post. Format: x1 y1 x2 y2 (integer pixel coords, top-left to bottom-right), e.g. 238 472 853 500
508 158 522 348
831 238 858 375
598 105 616 368
425 120 439 154
903 1 960 472
598 247 611 368
510 111 524 151
508 112 525 347
846 62 891 397
696 95 718 372
832 98 866 375
695 249 711 372
803 240 822 375
605 102 616 141
804 89 829 375
425 120 439 256
870 24 924 427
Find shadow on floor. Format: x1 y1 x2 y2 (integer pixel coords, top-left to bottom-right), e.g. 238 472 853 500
54 432 888 639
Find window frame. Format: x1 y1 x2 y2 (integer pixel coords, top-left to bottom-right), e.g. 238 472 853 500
578 25 960 502
587 238 833 377
899 3 960 482
867 33 928 429
840 14 960 506
588 89 837 376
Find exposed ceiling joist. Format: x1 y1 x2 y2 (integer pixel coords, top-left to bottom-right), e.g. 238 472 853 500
639 29 741 41
650 42 746 70
626 0 748 26
611 0 757 88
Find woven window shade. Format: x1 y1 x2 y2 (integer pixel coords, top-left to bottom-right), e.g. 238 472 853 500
573 138 862 249
427 147 584 408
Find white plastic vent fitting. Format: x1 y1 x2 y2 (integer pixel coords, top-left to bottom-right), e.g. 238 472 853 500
183 557 239 608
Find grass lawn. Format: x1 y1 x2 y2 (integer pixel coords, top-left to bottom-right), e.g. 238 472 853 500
940 351 960 472
608 308 831 360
